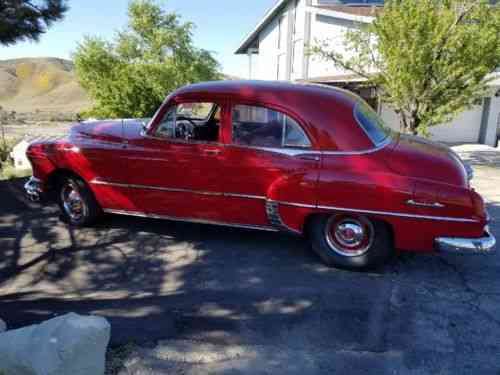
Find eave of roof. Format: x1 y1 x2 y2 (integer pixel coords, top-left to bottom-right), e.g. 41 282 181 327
235 0 289 55
235 1 380 55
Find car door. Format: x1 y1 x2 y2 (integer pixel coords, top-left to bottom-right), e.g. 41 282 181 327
124 100 228 221
219 102 320 228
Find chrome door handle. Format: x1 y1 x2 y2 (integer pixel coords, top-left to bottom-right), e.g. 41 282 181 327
204 149 222 155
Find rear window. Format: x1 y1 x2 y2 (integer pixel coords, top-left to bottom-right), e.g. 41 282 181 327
353 102 391 146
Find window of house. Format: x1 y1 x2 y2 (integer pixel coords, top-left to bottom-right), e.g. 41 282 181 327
278 15 286 49
232 105 311 149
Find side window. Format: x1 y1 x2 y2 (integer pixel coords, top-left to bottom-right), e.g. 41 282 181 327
232 105 311 148
153 102 219 143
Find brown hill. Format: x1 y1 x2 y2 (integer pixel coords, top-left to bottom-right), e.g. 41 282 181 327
0 57 90 114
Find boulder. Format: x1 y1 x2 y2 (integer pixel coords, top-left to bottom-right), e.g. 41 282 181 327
0 313 110 375
0 318 5 332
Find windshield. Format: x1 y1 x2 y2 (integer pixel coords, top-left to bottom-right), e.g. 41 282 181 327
177 102 215 121
353 102 391 146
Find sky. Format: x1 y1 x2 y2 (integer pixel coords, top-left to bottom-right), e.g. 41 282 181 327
0 0 275 78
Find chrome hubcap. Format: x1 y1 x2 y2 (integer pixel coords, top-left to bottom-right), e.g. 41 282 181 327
61 183 87 222
335 222 365 248
325 216 374 257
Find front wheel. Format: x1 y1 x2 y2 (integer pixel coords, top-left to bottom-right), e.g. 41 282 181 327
57 176 100 227
309 214 393 270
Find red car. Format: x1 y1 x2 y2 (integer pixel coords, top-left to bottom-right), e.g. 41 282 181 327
25 81 495 269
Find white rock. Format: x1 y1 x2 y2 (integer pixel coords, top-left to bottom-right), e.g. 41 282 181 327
0 313 110 375
0 318 6 332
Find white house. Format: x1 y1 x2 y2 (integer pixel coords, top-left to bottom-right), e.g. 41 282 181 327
235 0 500 146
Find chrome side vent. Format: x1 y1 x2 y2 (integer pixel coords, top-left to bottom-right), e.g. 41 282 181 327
265 200 301 234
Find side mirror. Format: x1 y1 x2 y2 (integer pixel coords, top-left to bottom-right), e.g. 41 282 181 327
140 121 148 136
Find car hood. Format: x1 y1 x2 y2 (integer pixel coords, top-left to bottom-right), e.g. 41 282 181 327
384 134 469 187
70 119 144 143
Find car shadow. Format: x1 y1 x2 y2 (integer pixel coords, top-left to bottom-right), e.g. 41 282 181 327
1 177 499 361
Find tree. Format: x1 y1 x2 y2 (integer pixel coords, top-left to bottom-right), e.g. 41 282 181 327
74 0 221 119
0 0 68 46
312 0 500 136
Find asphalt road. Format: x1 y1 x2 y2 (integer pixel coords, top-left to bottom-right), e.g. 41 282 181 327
1 147 500 374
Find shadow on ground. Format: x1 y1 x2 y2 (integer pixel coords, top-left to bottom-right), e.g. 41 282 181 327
1 177 500 374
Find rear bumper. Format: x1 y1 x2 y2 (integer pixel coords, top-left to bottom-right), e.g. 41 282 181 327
24 176 44 202
436 228 496 254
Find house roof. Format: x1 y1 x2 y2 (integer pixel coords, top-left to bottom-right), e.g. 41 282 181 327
235 0 289 55
235 0 381 54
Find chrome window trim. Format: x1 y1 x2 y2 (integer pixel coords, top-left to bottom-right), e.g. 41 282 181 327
353 101 391 147
226 137 391 157
92 179 478 224
103 209 279 232
231 104 313 151
320 137 392 156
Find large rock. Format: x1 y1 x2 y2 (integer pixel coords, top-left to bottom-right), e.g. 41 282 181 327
0 318 6 332
0 313 110 375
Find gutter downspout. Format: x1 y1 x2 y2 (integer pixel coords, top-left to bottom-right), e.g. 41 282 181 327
479 97 491 144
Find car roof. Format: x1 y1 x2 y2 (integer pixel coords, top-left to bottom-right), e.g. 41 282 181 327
170 80 375 151
174 80 358 103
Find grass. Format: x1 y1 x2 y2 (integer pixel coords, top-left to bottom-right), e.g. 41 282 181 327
0 163 31 180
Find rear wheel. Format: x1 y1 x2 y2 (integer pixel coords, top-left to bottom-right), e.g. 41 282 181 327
57 176 100 226
309 214 392 270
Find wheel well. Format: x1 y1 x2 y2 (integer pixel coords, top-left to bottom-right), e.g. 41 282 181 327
303 212 395 247
46 169 85 199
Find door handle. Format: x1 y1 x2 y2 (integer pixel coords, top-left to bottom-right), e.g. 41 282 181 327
204 149 222 155
298 154 320 162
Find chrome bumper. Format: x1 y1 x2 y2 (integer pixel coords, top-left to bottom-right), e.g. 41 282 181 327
24 176 44 202
436 228 496 254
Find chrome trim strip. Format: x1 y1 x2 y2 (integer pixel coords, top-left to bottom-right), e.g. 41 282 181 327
103 209 279 232
224 193 266 200
316 204 479 223
436 228 496 254
92 179 478 223
406 199 445 209
92 179 223 196
271 200 316 209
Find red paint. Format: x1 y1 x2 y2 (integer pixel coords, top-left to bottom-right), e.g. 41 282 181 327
26 81 489 253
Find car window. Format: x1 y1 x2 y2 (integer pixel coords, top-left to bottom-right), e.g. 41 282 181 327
155 108 176 138
152 102 219 143
353 102 391 146
232 105 311 148
177 102 214 120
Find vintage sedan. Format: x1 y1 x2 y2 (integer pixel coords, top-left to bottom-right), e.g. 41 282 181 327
25 80 495 269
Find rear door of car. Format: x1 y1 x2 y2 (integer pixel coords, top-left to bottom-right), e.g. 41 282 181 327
218 101 320 229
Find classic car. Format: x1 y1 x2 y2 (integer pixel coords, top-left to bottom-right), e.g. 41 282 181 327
25 80 496 269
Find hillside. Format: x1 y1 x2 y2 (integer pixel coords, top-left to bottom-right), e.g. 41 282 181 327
0 57 90 114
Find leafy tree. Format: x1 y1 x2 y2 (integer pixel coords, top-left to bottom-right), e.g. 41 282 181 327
74 0 221 119
312 0 500 136
0 0 68 46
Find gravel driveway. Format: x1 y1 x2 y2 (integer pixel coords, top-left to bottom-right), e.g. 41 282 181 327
1 145 499 374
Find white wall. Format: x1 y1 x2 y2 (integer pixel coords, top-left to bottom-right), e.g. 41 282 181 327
380 104 486 144
253 0 306 81
308 14 361 78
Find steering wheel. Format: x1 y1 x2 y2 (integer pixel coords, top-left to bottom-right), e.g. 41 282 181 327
176 116 196 140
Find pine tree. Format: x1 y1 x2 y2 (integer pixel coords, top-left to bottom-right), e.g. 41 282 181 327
0 0 68 46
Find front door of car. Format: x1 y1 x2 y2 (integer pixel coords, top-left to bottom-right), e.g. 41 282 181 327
124 100 228 221
218 103 320 228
